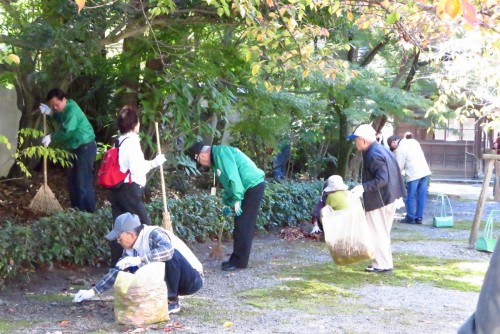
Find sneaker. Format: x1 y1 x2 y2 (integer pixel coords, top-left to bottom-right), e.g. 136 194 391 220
400 217 415 224
415 218 422 224
168 302 180 314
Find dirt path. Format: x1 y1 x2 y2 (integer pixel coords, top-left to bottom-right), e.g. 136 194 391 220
0 191 497 334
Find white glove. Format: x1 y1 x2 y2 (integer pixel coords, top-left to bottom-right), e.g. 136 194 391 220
311 225 322 234
395 197 405 209
351 185 364 197
150 154 166 168
39 103 51 115
234 201 242 216
42 134 51 147
73 289 95 303
116 256 142 270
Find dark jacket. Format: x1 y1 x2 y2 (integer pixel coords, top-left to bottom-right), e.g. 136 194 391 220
361 142 406 212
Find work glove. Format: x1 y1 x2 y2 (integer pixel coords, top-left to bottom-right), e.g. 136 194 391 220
150 154 166 168
311 225 322 234
234 201 242 216
394 197 405 209
351 184 364 198
42 134 51 147
116 256 142 270
73 289 95 303
39 103 51 115
222 206 233 217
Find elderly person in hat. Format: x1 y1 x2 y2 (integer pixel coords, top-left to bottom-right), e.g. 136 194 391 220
348 124 406 273
188 142 266 271
311 175 350 234
73 213 203 315
387 133 431 224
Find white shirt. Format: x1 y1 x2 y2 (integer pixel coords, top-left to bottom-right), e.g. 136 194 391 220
117 132 153 187
395 138 431 182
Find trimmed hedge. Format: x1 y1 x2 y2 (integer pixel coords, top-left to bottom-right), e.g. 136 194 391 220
0 180 323 284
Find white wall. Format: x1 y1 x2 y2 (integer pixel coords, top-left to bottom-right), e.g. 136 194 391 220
0 88 21 178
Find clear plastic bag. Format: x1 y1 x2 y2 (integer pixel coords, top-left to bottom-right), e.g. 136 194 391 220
114 262 169 325
320 193 374 265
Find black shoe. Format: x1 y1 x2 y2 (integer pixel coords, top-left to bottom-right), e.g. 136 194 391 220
400 217 415 224
365 267 393 273
415 218 422 224
222 264 244 271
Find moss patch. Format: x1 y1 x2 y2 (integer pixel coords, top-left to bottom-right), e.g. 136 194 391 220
281 253 486 292
0 319 33 333
27 292 73 303
238 280 352 313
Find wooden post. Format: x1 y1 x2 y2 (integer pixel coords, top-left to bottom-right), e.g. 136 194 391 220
469 155 497 248
495 160 500 202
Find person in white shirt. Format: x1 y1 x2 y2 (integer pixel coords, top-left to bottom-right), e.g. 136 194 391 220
108 105 166 265
387 133 431 224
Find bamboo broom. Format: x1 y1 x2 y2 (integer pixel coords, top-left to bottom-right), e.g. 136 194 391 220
154 122 172 232
209 174 226 260
29 114 63 215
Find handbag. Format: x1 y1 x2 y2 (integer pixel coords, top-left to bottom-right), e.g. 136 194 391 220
475 210 500 252
432 193 454 228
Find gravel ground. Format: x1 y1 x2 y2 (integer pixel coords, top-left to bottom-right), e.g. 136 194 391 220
0 183 498 334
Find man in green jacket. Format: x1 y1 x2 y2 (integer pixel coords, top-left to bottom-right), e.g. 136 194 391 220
40 88 96 212
189 142 266 271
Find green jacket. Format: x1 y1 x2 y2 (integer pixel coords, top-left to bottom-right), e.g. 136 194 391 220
212 145 265 206
51 99 95 150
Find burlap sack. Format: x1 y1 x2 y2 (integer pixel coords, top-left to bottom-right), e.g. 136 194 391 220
113 262 169 325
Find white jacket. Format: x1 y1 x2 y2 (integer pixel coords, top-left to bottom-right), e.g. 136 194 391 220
117 132 153 187
394 138 431 182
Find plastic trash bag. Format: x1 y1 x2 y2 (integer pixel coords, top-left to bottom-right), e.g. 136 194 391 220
114 262 169 325
320 192 375 265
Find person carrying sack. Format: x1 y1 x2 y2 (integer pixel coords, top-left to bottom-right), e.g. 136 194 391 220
73 213 203 315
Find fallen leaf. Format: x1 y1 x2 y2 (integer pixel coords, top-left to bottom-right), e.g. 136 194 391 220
59 320 70 327
75 0 85 13
223 321 233 328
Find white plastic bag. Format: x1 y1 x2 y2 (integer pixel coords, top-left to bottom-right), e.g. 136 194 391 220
114 262 169 325
320 193 374 265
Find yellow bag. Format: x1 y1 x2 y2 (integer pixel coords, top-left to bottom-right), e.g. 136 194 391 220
320 193 375 265
114 262 169 326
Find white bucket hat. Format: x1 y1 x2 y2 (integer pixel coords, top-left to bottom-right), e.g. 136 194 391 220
323 175 348 193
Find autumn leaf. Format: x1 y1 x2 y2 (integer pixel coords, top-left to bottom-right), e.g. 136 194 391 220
223 321 233 328
59 320 70 327
461 0 477 25
8 54 20 64
445 0 461 19
75 0 85 14
436 0 447 19
347 11 353 21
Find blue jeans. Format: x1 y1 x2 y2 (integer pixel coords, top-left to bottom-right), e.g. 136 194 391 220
68 140 97 213
273 144 291 180
404 176 429 220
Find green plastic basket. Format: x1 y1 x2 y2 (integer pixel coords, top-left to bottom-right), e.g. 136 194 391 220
432 193 454 228
476 210 500 253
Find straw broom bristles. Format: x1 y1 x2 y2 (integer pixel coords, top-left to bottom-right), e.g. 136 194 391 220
209 218 225 260
29 183 63 214
29 115 63 215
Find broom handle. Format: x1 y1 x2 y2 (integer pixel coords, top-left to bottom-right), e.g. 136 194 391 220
43 114 48 188
154 122 168 214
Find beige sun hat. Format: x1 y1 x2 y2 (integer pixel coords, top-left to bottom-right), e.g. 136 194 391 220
323 175 348 193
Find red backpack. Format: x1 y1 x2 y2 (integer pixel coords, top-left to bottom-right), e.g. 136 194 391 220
97 138 131 188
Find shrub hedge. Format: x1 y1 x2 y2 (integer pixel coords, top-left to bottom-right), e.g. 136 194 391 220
0 180 324 284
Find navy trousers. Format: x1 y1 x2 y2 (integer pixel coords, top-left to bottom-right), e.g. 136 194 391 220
228 181 266 268
68 140 97 213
